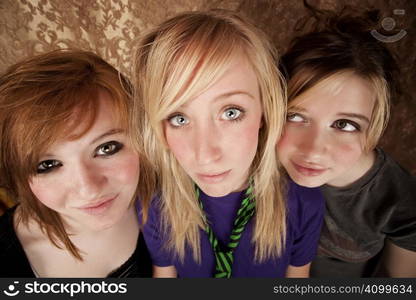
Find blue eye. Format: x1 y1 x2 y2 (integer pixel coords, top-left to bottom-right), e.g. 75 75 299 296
332 119 360 132
95 141 123 157
221 107 243 121
36 160 62 174
168 114 189 127
287 113 305 123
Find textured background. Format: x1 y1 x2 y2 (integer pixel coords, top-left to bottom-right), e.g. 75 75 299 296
0 0 414 212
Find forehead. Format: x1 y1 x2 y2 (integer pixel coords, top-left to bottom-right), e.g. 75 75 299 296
67 89 122 136
45 90 123 148
290 73 376 116
179 53 260 109
41 92 124 154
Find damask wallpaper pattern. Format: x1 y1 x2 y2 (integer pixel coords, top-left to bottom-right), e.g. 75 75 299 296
0 0 415 211
0 0 240 76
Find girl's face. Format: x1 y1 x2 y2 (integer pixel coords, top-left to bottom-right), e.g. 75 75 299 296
164 54 263 197
277 74 376 188
29 90 140 232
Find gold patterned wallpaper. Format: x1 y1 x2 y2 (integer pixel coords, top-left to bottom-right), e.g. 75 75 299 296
0 0 242 76
0 0 414 211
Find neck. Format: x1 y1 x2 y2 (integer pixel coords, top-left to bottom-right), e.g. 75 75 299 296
65 206 138 244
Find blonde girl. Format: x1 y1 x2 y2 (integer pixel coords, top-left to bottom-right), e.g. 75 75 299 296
133 10 324 277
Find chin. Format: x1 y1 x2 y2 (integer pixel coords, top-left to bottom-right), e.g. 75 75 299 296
289 174 325 188
84 212 124 232
198 184 232 198
84 220 116 232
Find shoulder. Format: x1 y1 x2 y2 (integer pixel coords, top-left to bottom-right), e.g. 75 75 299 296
360 149 416 207
137 194 166 240
137 193 163 225
0 207 34 277
284 180 325 266
378 149 416 189
285 179 325 228
108 233 153 278
136 195 173 267
0 207 17 251
286 179 325 213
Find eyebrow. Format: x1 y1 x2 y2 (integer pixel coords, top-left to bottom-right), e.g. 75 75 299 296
214 91 256 101
41 128 126 158
287 106 306 113
90 128 125 145
181 90 255 108
288 106 370 124
336 113 370 124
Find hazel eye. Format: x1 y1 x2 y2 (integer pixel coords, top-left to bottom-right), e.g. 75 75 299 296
332 119 360 132
287 113 305 122
168 114 189 127
95 141 123 156
36 160 62 174
221 108 242 121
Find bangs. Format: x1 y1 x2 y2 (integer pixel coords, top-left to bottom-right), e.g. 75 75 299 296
149 15 247 122
288 70 355 108
11 85 127 177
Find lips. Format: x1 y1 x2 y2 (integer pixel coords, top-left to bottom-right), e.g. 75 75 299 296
78 196 117 215
291 161 327 177
196 170 231 183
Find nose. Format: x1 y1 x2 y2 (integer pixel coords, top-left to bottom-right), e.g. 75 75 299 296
73 160 107 200
297 125 330 160
193 122 222 165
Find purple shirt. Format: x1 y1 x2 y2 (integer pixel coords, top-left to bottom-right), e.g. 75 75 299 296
139 180 324 277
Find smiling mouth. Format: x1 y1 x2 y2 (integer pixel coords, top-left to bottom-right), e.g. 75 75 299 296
79 196 117 215
292 161 327 177
197 170 231 183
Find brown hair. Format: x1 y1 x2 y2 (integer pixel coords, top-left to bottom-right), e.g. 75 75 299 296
0 49 154 259
281 6 398 151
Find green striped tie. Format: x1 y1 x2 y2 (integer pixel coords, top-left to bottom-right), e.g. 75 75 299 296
196 184 255 278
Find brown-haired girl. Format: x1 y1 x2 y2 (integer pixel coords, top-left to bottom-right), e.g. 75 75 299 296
0 49 153 277
278 9 416 277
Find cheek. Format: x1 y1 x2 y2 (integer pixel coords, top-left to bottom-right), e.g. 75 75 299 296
29 178 60 209
238 124 259 155
332 142 363 166
112 151 141 185
227 119 261 166
165 128 192 168
277 128 297 157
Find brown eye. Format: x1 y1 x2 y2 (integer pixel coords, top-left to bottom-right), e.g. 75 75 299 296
332 119 360 132
36 160 62 174
95 141 123 156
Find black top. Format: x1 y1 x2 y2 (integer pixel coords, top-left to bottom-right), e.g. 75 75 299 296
311 148 416 277
0 206 152 277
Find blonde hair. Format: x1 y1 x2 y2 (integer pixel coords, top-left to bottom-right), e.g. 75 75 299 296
133 10 287 263
0 49 155 260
